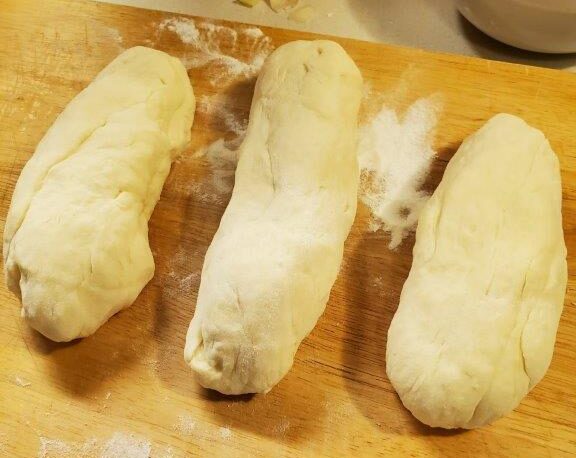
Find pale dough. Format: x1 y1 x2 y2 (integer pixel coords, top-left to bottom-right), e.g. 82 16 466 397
3 46 195 342
386 114 567 428
185 40 363 394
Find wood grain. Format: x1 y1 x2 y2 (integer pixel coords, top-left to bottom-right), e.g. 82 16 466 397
1 0 575 456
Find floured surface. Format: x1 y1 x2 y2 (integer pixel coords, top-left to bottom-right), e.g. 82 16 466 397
1 1 576 457
155 17 273 86
358 95 441 249
37 433 152 458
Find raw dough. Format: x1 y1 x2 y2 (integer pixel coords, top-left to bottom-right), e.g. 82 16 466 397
3 47 195 342
185 40 362 394
386 114 567 429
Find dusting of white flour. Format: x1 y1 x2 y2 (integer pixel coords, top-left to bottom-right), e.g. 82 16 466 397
103 26 124 47
272 417 291 435
38 438 72 458
101 432 151 458
196 139 242 195
358 96 441 249
37 433 151 458
191 93 248 197
13 375 32 387
158 17 273 86
243 27 265 39
173 414 196 436
219 426 233 440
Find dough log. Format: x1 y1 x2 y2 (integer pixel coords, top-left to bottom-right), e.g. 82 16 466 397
386 114 567 429
3 47 195 342
185 40 363 394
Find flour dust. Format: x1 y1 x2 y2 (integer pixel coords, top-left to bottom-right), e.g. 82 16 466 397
38 438 72 458
12 374 32 387
37 432 151 458
188 92 248 199
173 414 196 436
101 433 151 458
157 17 273 87
358 95 441 249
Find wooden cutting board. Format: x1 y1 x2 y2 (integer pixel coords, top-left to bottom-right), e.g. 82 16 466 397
1 0 575 456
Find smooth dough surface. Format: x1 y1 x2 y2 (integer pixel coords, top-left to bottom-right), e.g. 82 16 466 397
185 40 363 394
3 46 195 342
386 114 567 429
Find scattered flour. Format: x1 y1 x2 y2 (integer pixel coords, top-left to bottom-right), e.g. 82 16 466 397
273 417 291 435
101 433 151 458
243 27 265 39
79 439 100 456
163 245 202 298
179 272 200 290
186 182 223 204
197 93 247 138
158 17 273 87
103 26 124 46
358 96 441 249
173 414 196 436
92 24 125 52
370 275 395 298
158 445 175 458
191 92 248 197
219 427 233 440
160 17 200 44
13 375 32 387
38 438 72 458
37 433 150 458
196 139 241 195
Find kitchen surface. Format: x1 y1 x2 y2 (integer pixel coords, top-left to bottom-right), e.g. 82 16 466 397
101 0 576 70
1 0 576 457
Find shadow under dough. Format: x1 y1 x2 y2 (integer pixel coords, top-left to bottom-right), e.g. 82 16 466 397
341 229 413 433
24 285 157 397
341 141 471 439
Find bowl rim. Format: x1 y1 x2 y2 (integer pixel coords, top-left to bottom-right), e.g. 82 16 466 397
495 0 576 13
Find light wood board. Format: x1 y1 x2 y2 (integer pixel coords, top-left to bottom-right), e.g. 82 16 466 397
1 0 575 456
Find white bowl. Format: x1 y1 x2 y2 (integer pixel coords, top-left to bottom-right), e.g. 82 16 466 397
457 0 576 53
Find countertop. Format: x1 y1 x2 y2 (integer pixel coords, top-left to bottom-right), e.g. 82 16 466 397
99 0 576 70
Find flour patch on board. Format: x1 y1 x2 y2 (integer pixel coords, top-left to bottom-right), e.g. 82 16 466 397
358 95 442 249
173 414 196 436
162 245 203 299
189 92 248 199
102 26 124 48
272 417 291 435
38 438 72 458
157 17 273 87
12 375 32 387
36 432 151 458
219 426 233 440
101 432 151 458
90 23 125 51
196 138 241 195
